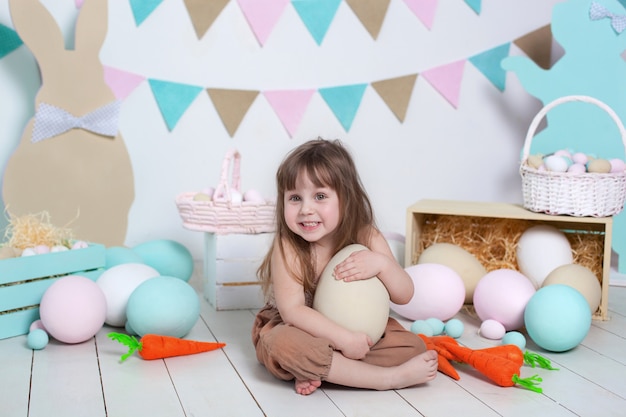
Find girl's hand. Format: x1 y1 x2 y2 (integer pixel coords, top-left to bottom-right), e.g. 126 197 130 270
338 331 373 360
333 249 386 282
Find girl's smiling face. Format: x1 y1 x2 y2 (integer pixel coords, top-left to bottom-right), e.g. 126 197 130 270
284 170 341 246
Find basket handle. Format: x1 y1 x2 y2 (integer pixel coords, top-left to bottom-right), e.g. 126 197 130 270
521 95 626 161
212 149 241 202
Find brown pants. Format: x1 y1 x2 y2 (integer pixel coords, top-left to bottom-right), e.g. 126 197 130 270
252 305 427 382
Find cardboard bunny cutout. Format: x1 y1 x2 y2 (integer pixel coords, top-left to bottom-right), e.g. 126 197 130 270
2 0 134 246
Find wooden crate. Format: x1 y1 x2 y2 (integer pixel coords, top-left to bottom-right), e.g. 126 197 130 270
0 244 106 339
405 200 612 320
203 233 273 310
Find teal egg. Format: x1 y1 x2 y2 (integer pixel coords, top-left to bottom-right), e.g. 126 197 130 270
27 329 49 350
502 331 526 350
524 285 591 352
126 276 200 338
444 318 464 338
133 240 194 282
410 320 433 336
105 246 143 269
425 317 445 335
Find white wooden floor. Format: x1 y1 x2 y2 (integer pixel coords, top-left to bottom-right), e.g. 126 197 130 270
2 271 626 417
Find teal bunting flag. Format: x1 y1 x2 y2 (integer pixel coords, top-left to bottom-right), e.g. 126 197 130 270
464 0 482 15
469 43 511 91
148 79 203 131
319 84 368 131
130 0 164 26
0 24 23 59
291 0 342 45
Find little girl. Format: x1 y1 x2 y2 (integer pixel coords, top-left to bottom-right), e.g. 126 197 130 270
252 138 437 395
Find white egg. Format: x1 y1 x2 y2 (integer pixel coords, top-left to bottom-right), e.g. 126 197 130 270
243 189 265 202
479 319 506 340
21 248 37 257
313 244 390 344
543 155 569 172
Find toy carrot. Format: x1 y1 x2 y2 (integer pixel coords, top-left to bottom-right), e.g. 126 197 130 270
442 342 543 393
108 332 226 362
418 334 460 380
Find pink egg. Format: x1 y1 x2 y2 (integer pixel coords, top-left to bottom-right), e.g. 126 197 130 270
390 263 465 321
473 269 536 331
554 149 572 158
39 275 107 344
572 152 588 165
567 163 587 174
609 158 626 173
479 319 506 340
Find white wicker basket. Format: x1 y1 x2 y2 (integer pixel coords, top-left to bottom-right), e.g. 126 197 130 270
520 95 626 217
176 149 276 234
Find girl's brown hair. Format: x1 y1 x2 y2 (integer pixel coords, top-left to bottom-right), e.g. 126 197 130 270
258 138 377 300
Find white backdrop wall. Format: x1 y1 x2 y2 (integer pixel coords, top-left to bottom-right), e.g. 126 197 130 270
0 0 562 260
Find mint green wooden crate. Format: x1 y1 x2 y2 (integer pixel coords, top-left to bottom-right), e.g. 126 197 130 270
0 244 106 340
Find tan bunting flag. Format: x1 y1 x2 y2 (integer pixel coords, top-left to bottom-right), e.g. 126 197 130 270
513 24 553 70
207 88 260 137
371 74 418 122
183 0 230 39
345 0 391 39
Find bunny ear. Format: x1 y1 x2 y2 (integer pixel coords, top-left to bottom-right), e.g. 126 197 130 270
9 0 65 57
74 0 108 54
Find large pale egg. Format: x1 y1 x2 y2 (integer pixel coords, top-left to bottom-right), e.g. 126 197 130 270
417 243 487 304
542 264 601 314
313 244 390 344
516 225 573 288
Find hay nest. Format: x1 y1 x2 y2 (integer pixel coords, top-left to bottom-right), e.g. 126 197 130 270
414 214 604 284
3 211 74 250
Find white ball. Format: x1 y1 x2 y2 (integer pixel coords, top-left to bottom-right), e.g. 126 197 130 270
517 225 573 288
313 244 390 344
96 263 160 327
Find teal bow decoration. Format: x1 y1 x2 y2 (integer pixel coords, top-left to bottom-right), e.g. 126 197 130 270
589 1 626 34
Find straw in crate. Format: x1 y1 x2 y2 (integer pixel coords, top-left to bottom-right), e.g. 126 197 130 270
520 95 626 217
176 149 276 234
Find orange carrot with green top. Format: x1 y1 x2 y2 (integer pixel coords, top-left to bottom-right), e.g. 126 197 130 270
418 334 460 380
108 332 226 362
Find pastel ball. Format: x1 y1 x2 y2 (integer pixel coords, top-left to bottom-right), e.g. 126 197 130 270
502 331 526 350
444 319 464 338
39 275 107 344
542 264 601 314
516 225 573 288
524 284 592 352
417 243 487 304
96 263 161 327
425 318 445 335
133 240 194 282
390 263 465 322
410 320 433 336
105 246 144 269
473 269 536 331
313 244 390 345
27 329 49 350
126 276 200 338
609 158 626 173
479 319 506 340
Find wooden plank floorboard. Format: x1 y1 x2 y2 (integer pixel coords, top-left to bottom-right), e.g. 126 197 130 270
2 335 34 416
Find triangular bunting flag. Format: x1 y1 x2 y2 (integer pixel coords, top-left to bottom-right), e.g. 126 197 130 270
75 0 84 8
421 60 466 108
344 0 391 40
237 0 290 46
207 88 260 137
263 89 315 137
103 66 145 100
318 84 368 131
469 43 511 91
291 0 342 45
183 0 230 40
514 24 553 70
148 79 203 131
371 74 418 122
464 0 481 14
130 0 164 26
402 0 438 30
0 24 23 59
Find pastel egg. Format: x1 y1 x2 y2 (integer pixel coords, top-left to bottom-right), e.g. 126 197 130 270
572 152 589 165
425 318 445 335
444 319 464 338
527 154 544 169
554 149 572 158
502 331 526 350
243 189 265 202
313 244 390 344
609 158 626 173
543 264 601 314
193 192 212 201
543 155 569 172
567 163 587 174
587 158 611 173
479 319 506 340
410 320 433 336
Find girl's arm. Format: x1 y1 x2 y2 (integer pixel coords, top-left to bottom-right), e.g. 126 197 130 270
272 241 372 359
333 228 414 305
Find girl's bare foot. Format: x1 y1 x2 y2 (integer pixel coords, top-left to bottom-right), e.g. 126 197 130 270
295 379 322 395
389 350 438 389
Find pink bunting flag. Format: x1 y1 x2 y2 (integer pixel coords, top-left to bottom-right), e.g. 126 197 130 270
237 0 290 46
75 0 84 8
421 60 466 108
403 0 438 30
103 66 146 100
263 89 315 137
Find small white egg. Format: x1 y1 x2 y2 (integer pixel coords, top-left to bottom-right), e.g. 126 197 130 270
51 245 69 252
34 245 50 254
230 190 243 203
543 155 569 172
21 248 37 257
71 241 89 250
479 319 506 340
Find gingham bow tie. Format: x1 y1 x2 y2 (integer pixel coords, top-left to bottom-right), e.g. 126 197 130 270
31 101 121 143
589 1 626 34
